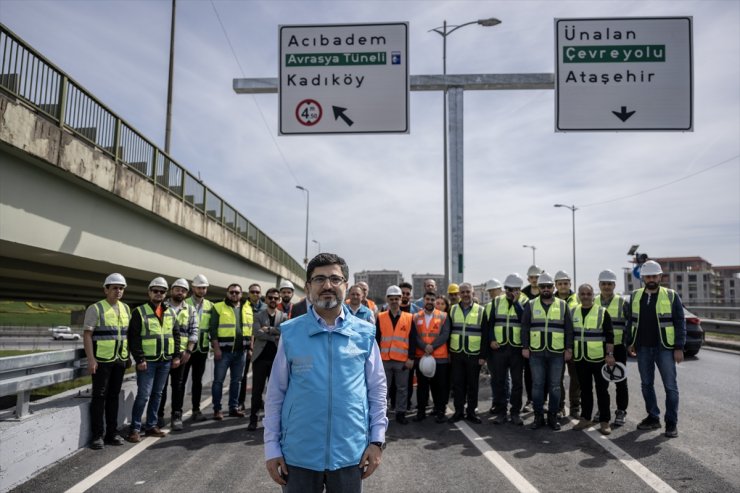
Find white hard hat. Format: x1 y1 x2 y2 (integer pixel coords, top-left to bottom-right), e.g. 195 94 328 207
386 285 402 297
554 270 571 282
419 354 436 378
103 273 127 287
598 269 618 283
279 280 295 291
601 362 627 382
537 272 554 285
192 274 209 287
504 273 524 289
527 265 543 277
640 260 663 276
486 279 502 291
148 277 168 290
172 278 189 290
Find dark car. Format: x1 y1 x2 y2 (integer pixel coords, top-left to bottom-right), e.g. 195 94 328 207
683 307 704 357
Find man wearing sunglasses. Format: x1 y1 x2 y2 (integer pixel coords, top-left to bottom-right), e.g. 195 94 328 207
264 253 387 492
247 283 267 313
210 283 253 420
248 288 287 431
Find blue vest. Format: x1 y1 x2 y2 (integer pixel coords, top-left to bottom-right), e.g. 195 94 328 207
280 306 376 471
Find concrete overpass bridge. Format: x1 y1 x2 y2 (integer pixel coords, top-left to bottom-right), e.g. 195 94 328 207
0 23 305 304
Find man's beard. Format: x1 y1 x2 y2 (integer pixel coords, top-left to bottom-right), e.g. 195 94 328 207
172 294 184 303
312 291 339 309
646 281 659 290
540 291 553 300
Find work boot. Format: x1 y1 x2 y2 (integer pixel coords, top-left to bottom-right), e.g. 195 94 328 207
213 410 224 421
126 430 141 443
665 422 678 438
530 413 546 430
547 413 561 431
492 413 506 425
171 413 183 431
613 410 627 427
573 418 593 431
104 434 125 446
510 414 523 426
229 409 246 418
448 412 464 423
247 420 258 431
145 427 166 438
637 415 661 430
90 437 104 450
435 412 448 424
599 422 612 435
569 406 581 419
466 413 482 424
396 412 408 425
192 410 207 422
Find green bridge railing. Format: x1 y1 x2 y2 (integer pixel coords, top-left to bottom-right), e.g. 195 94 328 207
0 23 304 280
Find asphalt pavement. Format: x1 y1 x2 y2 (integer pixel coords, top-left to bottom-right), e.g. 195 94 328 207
9 347 740 493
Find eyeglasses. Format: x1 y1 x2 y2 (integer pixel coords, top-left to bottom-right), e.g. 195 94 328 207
150 289 166 295
228 291 242 296
308 275 346 286
539 285 554 290
267 296 280 301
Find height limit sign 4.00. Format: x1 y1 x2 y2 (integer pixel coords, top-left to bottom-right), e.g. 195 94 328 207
279 23 409 135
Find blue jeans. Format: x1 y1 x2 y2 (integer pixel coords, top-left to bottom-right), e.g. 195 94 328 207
637 346 679 425
212 350 246 412
529 351 564 415
131 360 171 432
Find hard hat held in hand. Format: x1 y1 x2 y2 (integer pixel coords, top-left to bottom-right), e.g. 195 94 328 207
419 354 436 378
601 361 627 382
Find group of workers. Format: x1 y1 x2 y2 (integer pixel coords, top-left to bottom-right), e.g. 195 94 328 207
83 257 684 452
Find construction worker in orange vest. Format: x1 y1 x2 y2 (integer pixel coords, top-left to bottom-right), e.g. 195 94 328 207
376 285 416 424
413 290 450 423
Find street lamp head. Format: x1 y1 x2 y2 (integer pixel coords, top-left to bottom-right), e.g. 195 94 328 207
296 185 306 191
554 203 565 208
478 17 502 27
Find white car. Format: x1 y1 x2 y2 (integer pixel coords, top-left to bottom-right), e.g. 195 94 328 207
50 326 81 340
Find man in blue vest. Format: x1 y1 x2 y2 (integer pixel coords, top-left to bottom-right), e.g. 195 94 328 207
626 260 686 438
264 253 388 492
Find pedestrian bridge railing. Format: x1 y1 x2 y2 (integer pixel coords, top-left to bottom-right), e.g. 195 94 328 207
0 22 304 279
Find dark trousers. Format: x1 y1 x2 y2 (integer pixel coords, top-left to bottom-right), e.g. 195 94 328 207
250 355 274 421
416 361 448 415
158 361 185 418
576 360 611 422
238 352 252 407
283 464 362 493
612 344 629 411
181 350 208 412
90 361 125 439
451 352 482 415
524 358 533 401
492 345 524 415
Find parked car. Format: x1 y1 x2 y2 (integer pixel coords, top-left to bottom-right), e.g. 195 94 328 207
50 326 81 341
683 307 704 357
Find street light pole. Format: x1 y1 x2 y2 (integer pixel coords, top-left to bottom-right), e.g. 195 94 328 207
296 186 309 267
523 244 537 264
164 0 176 154
430 17 501 285
554 204 578 286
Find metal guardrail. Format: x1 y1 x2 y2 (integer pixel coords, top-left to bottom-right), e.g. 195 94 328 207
0 349 87 419
700 319 740 335
0 23 304 279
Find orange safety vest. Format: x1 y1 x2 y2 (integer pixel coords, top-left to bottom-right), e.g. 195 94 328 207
378 310 413 362
413 309 449 359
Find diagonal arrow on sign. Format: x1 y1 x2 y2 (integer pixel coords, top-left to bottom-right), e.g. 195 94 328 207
332 106 354 127
612 106 636 122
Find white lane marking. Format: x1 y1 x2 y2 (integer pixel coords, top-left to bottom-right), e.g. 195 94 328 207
573 418 678 493
453 419 540 493
65 390 219 493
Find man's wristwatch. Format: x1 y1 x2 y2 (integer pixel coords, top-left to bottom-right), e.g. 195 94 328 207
370 441 386 450
606 351 614 356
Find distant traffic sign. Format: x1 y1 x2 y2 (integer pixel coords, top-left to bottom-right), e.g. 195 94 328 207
279 23 409 135
555 17 693 131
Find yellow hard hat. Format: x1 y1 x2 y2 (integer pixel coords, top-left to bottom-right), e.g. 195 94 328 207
447 283 460 294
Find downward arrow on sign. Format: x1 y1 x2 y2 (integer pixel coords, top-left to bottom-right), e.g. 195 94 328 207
612 106 636 122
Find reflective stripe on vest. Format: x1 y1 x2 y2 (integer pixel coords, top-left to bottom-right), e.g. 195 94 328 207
528 297 566 352
378 311 413 362
596 294 626 346
630 287 676 349
449 303 484 355
91 300 130 362
489 295 522 347
170 303 195 352
136 304 175 360
186 297 213 353
413 310 449 359
213 302 254 348
572 304 606 362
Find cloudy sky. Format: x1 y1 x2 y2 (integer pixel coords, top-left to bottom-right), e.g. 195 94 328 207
2 0 738 291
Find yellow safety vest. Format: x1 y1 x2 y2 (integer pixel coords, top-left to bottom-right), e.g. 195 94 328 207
169 302 197 352
485 295 522 347
528 297 567 352
136 304 176 360
572 304 606 362
91 300 130 362
186 297 213 353
213 302 253 349
630 287 677 349
449 303 484 355
596 294 626 346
